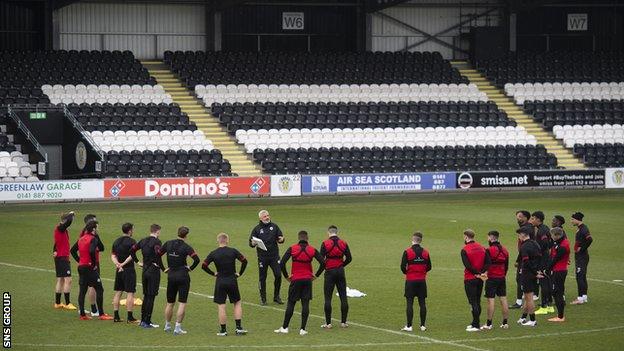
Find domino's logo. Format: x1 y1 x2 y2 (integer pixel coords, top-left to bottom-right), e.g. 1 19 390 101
109 180 126 197
250 178 266 194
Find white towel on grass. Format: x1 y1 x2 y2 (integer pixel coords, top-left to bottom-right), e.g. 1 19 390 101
337 287 367 298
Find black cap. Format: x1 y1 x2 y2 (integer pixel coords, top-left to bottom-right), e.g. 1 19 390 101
554 215 565 225
572 212 584 221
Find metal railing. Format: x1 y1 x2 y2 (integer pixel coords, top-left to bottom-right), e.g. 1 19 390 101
5 107 48 163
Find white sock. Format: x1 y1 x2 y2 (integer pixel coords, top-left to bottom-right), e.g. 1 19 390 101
175 322 182 330
165 321 171 329
516 299 523 305
582 295 588 301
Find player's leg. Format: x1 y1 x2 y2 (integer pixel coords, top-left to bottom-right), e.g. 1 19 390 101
54 277 63 307
93 276 109 319
269 258 283 303
336 269 349 325
282 300 296 329
258 259 269 304
173 277 190 335
301 298 310 332
164 278 177 330
323 271 335 327
233 300 246 334
417 295 427 330
499 296 509 327
112 290 123 321
405 296 414 329
77 267 89 318
88 287 98 316
217 303 227 335
63 276 73 307
549 271 566 322
125 269 137 322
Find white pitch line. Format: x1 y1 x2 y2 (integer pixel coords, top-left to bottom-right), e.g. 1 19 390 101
0 261 486 351
12 341 433 349
449 324 624 343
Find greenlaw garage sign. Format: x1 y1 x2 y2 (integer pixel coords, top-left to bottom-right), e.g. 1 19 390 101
0 180 103 201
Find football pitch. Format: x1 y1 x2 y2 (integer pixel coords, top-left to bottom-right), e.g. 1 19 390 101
1 190 623 351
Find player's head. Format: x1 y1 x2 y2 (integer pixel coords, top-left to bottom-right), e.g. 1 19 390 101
552 215 565 228
217 232 229 245
487 230 500 243
84 220 98 235
327 225 338 237
530 211 545 225
298 230 309 242
122 222 134 236
412 231 423 244
516 227 530 241
178 226 190 239
571 212 584 226
150 224 161 236
258 210 270 224
516 210 530 225
551 227 564 240
463 229 475 242
60 212 72 222
84 213 96 224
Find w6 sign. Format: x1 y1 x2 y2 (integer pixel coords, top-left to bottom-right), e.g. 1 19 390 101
283 12 304 30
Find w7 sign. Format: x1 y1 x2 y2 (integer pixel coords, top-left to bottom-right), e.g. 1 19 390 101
568 13 588 31
283 12 304 30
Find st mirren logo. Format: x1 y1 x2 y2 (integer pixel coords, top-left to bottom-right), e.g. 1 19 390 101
613 170 624 186
278 176 293 194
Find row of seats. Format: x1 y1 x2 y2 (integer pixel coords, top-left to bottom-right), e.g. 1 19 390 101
237 126 535 153
196 83 487 104
554 124 624 148
166 51 468 86
67 102 183 116
87 130 213 153
572 143 624 167
104 150 231 178
477 51 624 86
254 145 557 174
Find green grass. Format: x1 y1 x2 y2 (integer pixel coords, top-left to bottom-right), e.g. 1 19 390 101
1 189 624 351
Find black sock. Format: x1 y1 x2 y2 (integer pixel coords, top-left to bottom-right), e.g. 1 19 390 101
64 293 70 305
503 318 508 325
235 319 242 329
521 313 527 319
220 324 227 333
487 319 492 326
55 293 61 304
114 310 120 320
127 311 134 320
529 313 536 322
91 304 97 314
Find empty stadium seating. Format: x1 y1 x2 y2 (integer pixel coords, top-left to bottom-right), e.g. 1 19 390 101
0 50 155 105
479 51 624 168
0 118 40 182
165 51 469 87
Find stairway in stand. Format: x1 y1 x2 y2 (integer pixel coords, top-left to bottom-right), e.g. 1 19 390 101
141 61 263 176
451 61 585 169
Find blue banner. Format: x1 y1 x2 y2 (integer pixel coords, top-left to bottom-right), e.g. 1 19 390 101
302 172 456 194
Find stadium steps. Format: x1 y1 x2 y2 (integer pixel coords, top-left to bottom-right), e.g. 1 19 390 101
454 64 585 169
142 61 263 177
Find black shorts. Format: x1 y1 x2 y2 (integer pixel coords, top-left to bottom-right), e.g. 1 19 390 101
464 279 484 304
54 257 71 277
142 266 161 296
114 268 137 293
288 280 313 302
404 280 427 299
78 265 101 287
551 271 567 294
214 277 241 304
521 274 538 294
484 278 507 298
324 268 347 298
167 273 190 303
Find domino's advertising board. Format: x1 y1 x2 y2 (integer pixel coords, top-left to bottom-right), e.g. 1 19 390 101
302 172 456 194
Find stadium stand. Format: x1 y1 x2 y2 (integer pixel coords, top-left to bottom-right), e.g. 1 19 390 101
0 114 42 182
163 51 557 174
477 52 624 168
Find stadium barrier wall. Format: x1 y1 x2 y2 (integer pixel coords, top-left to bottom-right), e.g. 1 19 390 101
0 169 618 204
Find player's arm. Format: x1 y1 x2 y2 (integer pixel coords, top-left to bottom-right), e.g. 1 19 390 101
276 225 285 244
548 245 567 271
461 249 479 274
343 244 353 267
400 250 408 274
504 253 509 274
57 212 75 232
237 251 248 276
201 254 216 276
581 229 593 250
188 250 200 271
70 241 79 262
249 227 257 248
482 249 492 273
426 251 432 272
313 249 325 277
280 248 292 279
155 243 166 271
89 237 99 269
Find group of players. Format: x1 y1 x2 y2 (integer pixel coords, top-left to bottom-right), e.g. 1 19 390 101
51 208 592 336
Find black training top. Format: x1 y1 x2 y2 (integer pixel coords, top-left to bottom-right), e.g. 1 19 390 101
519 239 541 276
160 239 200 274
132 236 165 271
249 221 284 259
202 246 248 279
112 235 138 268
